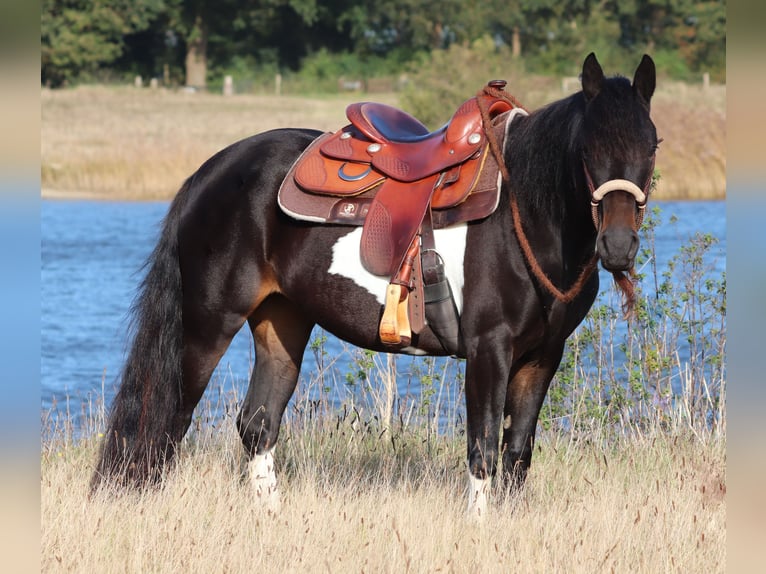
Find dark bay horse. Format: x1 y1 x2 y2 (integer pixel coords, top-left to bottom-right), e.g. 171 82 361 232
92 53 658 517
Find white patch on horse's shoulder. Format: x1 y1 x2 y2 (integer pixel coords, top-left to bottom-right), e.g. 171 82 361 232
328 228 388 304
467 470 491 521
435 224 467 315
249 449 280 512
328 224 467 314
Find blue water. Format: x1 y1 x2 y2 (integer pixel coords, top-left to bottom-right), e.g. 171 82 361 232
41 200 726 428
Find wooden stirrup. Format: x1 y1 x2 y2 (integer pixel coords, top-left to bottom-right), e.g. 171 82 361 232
379 284 411 346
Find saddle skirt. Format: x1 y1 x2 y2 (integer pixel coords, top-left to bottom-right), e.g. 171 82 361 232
278 86 526 278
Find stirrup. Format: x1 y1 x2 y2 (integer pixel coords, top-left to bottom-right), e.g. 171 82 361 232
379 283 411 346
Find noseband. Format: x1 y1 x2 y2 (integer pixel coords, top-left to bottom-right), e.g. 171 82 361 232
583 154 655 230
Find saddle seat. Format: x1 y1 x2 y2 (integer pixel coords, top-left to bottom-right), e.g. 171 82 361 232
346 102 432 142
332 98 490 183
277 80 525 349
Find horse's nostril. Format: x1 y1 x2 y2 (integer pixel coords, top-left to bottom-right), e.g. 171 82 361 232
598 229 639 271
596 233 606 257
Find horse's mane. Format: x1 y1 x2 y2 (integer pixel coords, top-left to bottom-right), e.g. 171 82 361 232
506 91 586 222
507 75 643 221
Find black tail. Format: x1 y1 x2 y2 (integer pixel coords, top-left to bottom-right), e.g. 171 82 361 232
91 180 192 490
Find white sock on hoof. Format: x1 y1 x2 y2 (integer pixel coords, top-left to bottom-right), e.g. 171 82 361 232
249 450 280 512
467 470 490 521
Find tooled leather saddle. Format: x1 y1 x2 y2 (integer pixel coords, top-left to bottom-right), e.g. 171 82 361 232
278 80 526 351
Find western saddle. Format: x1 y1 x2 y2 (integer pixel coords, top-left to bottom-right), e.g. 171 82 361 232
278 80 525 352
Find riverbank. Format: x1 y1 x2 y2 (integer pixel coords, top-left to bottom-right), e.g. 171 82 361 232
41 81 725 202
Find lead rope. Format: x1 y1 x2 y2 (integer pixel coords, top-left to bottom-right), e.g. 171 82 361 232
477 85 598 304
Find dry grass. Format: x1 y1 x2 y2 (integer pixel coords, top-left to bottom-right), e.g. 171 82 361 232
651 82 726 200
41 81 724 201
40 86 397 200
42 400 725 573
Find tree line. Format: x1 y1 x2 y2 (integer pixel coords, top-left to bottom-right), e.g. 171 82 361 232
41 0 725 89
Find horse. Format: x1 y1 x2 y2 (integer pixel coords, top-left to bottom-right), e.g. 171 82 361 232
91 52 658 518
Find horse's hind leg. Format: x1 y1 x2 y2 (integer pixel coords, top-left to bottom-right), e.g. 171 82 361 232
173 312 247 440
170 248 269 458
237 294 314 508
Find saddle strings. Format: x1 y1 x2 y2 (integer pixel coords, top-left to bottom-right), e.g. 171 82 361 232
477 85 599 305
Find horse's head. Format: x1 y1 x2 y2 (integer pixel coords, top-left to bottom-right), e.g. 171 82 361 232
580 52 658 273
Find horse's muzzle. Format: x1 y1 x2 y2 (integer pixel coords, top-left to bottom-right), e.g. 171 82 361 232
596 227 639 271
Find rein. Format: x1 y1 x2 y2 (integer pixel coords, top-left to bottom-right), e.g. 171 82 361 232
477 85 599 304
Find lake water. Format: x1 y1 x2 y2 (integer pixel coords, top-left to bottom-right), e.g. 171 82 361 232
41 199 726 428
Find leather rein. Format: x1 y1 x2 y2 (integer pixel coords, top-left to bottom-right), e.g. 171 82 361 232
476 84 649 305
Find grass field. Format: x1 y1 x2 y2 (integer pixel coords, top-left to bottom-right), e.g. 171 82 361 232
40 79 725 201
42 389 725 573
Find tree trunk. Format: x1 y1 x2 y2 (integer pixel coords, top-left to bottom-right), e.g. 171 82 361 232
512 26 521 58
185 16 208 89
433 21 444 49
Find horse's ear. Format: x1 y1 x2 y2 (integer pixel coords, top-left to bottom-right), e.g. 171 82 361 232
633 54 656 106
581 52 604 102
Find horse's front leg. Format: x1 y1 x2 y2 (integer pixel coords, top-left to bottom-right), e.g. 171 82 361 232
237 295 314 512
501 348 564 492
464 333 513 519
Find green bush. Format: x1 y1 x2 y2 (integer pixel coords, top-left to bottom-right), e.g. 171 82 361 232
283 49 406 95
540 206 726 437
651 49 695 82
208 53 281 94
398 36 526 129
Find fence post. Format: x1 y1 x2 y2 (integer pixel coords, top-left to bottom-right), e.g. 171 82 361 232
275 73 282 96
223 75 233 96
